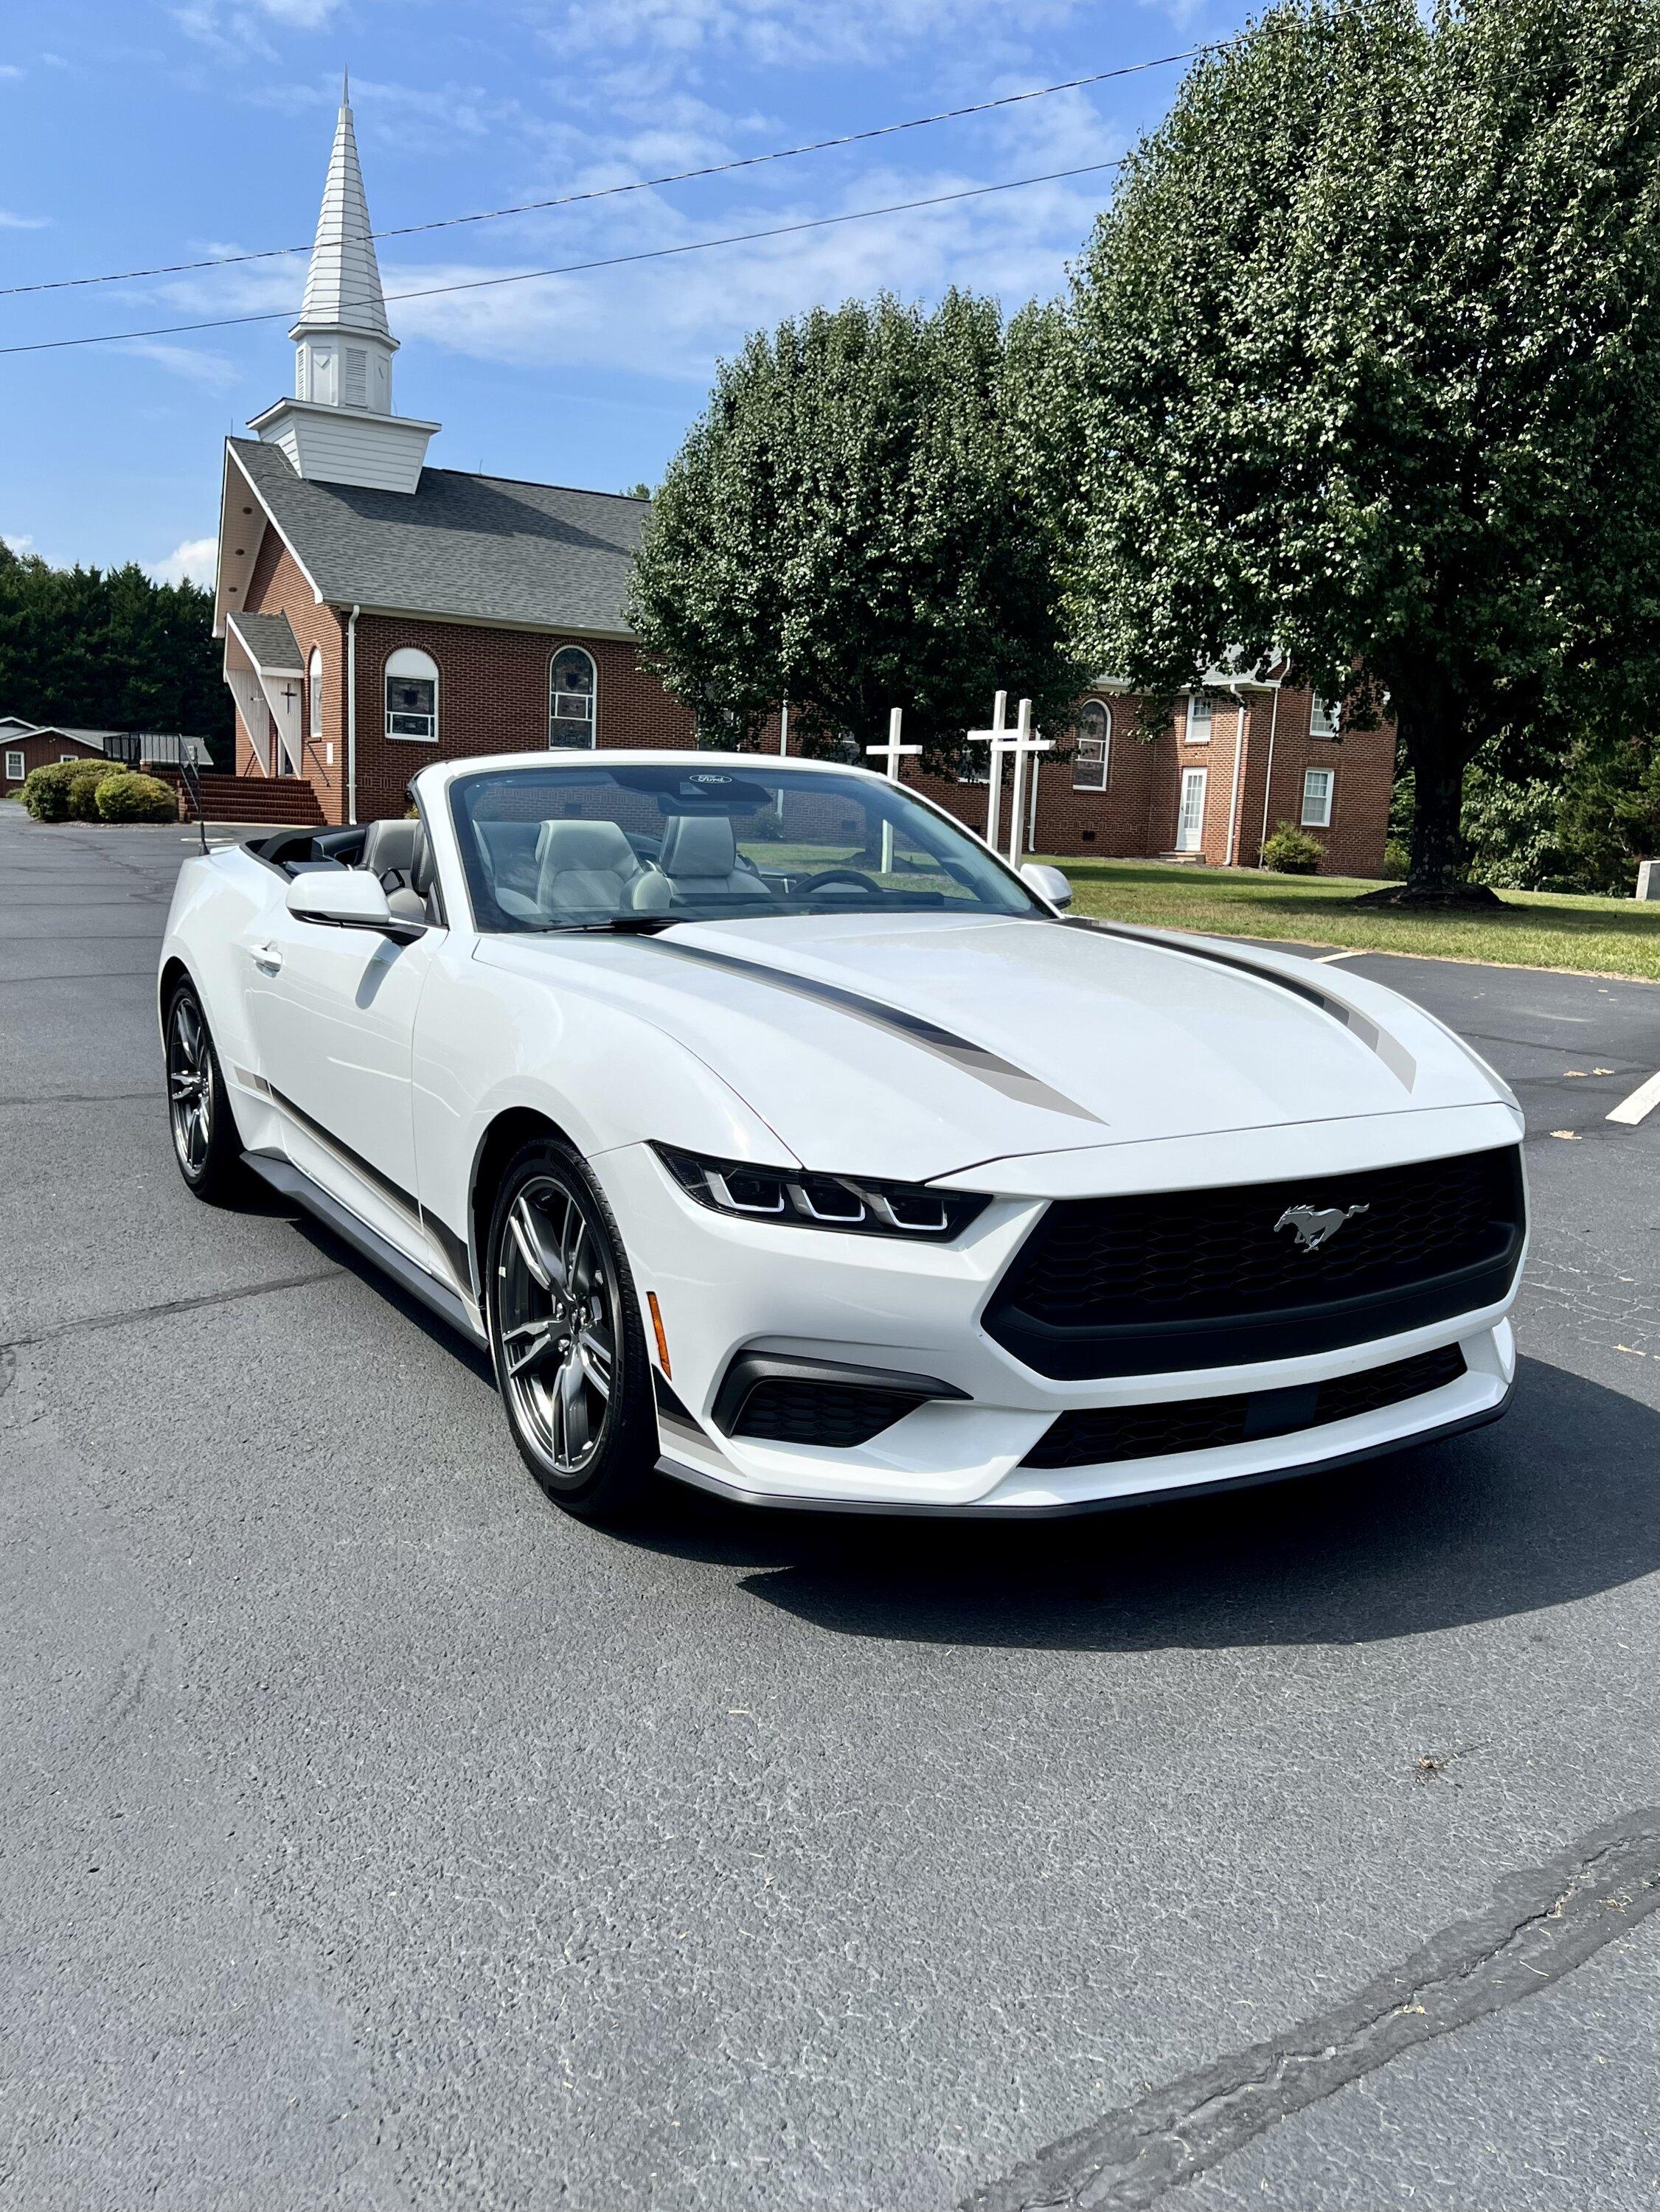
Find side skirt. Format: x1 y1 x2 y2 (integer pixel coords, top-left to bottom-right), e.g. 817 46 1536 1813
243 1149 487 1346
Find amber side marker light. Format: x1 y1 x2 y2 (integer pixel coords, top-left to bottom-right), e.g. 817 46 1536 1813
646 1292 671 1379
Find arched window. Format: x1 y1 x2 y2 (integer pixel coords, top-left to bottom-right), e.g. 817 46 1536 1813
308 647 323 740
385 647 439 742
549 646 597 749
1072 698 1111 790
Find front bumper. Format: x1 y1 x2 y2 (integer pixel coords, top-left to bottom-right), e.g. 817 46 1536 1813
591 1127 1524 1515
659 1368 1517 1517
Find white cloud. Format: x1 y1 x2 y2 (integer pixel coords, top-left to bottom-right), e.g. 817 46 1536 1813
170 0 346 58
122 338 242 388
0 209 47 229
371 86 1117 380
4 534 36 556
0 63 25 81
150 536 219 588
545 0 1086 71
242 72 518 142
147 77 1118 393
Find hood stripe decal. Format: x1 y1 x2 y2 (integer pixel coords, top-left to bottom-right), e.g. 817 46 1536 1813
649 939 1105 1124
1070 919 1417 1092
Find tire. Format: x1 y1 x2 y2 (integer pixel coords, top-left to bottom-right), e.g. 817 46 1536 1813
485 1138 659 1522
164 980 249 1205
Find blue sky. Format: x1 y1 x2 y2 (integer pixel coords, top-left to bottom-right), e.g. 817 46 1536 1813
1 0 1250 588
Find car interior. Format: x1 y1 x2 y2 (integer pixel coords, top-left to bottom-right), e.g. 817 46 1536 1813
474 813 776 921
254 818 441 925
256 812 782 928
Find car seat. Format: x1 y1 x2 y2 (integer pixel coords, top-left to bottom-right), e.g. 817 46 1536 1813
631 814 768 910
360 818 431 924
534 818 656 917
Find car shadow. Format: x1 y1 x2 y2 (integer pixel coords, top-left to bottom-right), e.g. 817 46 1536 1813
273 1202 499 1387
614 1358 1660 1650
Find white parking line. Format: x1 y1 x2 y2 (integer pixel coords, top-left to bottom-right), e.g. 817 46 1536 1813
1608 1069 1660 1127
1314 949 1357 963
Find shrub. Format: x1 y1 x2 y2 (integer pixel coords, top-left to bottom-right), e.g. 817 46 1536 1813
67 759 125 820
1382 838 1410 880
20 760 83 821
1259 820 1324 874
95 770 177 824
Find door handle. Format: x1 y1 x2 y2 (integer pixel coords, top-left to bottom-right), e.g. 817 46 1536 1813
250 942 284 975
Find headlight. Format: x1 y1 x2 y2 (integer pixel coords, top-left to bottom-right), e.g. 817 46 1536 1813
653 1144 987 1240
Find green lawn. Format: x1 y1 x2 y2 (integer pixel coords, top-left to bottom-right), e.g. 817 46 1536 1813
1038 856 1660 982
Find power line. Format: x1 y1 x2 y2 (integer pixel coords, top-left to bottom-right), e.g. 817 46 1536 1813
0 159 1127 358
0 43 1229 301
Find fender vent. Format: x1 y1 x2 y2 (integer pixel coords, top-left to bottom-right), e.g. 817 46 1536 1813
1021 1343 1468 1470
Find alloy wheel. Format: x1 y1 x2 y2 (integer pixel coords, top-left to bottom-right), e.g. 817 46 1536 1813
496 1175 617 1481
167 995 213 1177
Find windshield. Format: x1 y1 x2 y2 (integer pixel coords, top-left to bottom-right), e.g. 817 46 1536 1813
448 760 1045 932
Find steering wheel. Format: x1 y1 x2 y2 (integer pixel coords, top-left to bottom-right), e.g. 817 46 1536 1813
797 867 883 897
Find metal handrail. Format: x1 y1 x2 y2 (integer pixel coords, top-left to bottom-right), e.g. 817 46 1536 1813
176 753 209 852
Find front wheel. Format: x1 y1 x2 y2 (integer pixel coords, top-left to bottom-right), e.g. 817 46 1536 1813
486 1139 659 1521
164 981 248 1204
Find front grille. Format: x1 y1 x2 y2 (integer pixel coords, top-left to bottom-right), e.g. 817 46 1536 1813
729 1377 923 1447
986 1147 1524 1377
1022 1343 1469 1469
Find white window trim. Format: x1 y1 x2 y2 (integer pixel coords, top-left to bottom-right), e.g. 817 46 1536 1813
1302 768 1335 828
384 647 440 744
1184 692 1213 743
308 647 324 741
60 754 77 763
1072 700 1111 791
549 644 598 751
1310 697 1341 740
4 750 24 782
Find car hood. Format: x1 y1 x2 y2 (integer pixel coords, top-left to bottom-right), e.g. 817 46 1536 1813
477 912 1515 1183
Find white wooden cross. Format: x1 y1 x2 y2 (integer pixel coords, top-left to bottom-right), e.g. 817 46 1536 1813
965 689 1014 852
866 706 921 873
865 706 920 781
1002 697 1052 872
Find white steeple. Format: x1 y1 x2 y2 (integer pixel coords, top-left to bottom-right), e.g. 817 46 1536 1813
292 74 395 407
249 76 439 494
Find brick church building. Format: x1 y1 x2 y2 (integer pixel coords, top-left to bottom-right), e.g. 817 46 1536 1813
215 94 1392 872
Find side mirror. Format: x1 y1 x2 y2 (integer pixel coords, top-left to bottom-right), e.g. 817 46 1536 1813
285 871 420 939
1020 861 1072 911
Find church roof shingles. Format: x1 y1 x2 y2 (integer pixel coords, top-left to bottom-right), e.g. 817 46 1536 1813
232 438 647 638
227 609 305 671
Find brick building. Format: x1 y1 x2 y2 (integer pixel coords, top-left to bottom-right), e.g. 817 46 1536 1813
1 720 111 796
918 678 1395 876
212 91 693 830
215 91 1391 873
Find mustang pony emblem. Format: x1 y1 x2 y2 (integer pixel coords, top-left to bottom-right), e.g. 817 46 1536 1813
1275 1200 1369 1253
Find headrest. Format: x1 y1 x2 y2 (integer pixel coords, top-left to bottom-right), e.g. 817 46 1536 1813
659 813 737 878
534 818 640 877
361 818 420 881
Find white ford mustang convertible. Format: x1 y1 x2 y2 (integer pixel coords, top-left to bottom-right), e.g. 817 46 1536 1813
159 751 1526 1521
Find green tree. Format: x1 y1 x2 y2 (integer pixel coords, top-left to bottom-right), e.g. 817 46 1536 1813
1066 0 1660 898
625 291 1088 766
0 553 232 761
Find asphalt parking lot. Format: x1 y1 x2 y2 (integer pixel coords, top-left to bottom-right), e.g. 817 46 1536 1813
3 805 1659 2212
